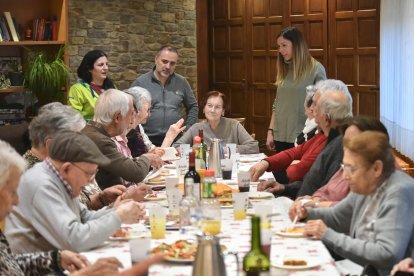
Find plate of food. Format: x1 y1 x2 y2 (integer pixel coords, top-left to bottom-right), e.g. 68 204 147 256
152 240 197 263
164 164 176 169
109 227 147 241
144 193 167 201
248 191 273 200
158 169 173 176
146 176 166 185
274 224 306 238
272 258 320 270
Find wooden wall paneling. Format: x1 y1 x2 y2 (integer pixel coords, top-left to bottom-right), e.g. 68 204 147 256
328 0 379 117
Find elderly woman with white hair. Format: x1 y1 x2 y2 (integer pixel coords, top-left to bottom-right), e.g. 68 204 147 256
124 86 185 158
23 102 131 210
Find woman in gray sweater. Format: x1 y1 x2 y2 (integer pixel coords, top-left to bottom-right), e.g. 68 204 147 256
174 90 259 154
290 131 414 276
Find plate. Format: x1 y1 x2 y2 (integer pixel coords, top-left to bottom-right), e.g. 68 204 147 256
272 259 320 270
164 164 176 169
146 177 166 185
248 192 273 200
164 256 194 263
239 157 261 163
274 226 306 238
109 234 146 241
144 193 167 201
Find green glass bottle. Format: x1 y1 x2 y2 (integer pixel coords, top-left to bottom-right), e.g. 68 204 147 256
243 215 270 275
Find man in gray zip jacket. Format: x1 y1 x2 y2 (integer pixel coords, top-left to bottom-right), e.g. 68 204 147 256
131 45 199 146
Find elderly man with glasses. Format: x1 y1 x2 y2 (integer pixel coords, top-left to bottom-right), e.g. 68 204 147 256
5 131 145 254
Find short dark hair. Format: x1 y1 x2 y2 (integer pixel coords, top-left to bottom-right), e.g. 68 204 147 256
156 45 178 57
202 90 229 111
77 50 115 90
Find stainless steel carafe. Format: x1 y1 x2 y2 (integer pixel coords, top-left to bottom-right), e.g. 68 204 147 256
208 138 224 178
192 235 238 276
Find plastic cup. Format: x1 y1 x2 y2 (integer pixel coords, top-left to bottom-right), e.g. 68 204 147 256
220 159 233 180
225 143 237 158
129 236 151 263
165 177 182 216
237 170 251 192
232 192 249 220
200 202 221 235
149 206 167 239
176 158 188 176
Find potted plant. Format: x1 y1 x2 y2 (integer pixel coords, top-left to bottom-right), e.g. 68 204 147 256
24 46 70 105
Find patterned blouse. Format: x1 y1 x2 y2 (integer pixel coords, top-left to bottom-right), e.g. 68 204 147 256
0 231 60 276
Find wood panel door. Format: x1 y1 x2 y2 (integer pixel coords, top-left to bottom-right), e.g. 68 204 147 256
199 0 379 144
328 0 380 117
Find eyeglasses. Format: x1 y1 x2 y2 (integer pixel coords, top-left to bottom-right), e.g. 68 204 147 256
71 163 98 182
341 163 361 175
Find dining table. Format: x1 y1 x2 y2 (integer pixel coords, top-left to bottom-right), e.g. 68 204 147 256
80 154 342 276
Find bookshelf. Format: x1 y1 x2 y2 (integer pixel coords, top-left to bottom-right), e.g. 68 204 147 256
0 0 68 152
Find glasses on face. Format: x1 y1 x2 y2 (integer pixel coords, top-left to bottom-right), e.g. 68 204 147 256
341 163 361 176
71 163 98 182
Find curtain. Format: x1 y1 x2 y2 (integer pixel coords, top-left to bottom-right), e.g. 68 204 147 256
380 0 414 161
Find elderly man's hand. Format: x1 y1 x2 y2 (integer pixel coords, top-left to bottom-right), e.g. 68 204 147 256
115 200 146 224
149 147 165 157
142 153 164 170
257 179 285 195
122 183 152 202
304 220 327 240
249 160 269 181
70 257 123 276
391 258 414 276
102 185 127 204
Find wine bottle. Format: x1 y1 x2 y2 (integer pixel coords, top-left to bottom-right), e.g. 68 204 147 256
198 129 207 165
184 151 201 200
193 136 206 170
243 215 270 275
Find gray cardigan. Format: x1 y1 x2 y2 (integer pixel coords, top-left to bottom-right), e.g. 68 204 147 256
307 170 414 276
5 162 121 253
173 117 259 154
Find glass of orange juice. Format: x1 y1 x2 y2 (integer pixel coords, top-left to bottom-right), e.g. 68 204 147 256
149 206 167 239
232 192 249 220
196 169 206 191
200 219 221 235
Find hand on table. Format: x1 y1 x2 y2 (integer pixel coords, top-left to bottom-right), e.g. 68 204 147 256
60 250 90 272
304 219 327 240
148 147 165 157
102 185 127 204
249 160 269 181
118 254 164 276
141 153 164 170
70 257 123 276
122 183 152 202
391 258 414 276
257 179 285 195
115 200 146 224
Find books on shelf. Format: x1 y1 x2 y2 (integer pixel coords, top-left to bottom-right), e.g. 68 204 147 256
3 12 19 42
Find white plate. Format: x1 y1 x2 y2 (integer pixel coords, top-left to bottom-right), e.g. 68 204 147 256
164 164 176 169
144 193 167 201
272 259 320 270
146 176 166 185
164 256 194 263
109 234 146 241
248 191 273 200
274 226 306 238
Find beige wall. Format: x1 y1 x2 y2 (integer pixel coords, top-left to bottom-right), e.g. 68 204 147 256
68 0 197 94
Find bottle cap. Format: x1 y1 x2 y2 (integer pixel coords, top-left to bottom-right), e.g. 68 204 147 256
204 170 215 176
193 136 201 144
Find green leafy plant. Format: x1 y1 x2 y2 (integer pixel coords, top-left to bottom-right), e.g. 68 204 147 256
25 46 70 105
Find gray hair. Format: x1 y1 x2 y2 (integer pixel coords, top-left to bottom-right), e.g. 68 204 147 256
29 103 86 148
315 79 353 122
93 89 132 126
0 140 26 188
123 86 152 112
